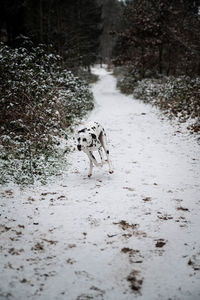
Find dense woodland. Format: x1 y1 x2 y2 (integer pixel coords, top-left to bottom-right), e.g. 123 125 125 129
0 0 103 69
1 0 200 74
113 0 200 135
0 0 200 183
113 0 200 77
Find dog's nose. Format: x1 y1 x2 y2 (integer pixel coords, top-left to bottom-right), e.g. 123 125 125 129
77 145 81 151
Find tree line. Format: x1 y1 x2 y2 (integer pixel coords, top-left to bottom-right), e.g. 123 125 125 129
113 0 200 77
1 0 199 76
0 0 103 70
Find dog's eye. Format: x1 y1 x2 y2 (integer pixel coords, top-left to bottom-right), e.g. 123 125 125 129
83 138 87 142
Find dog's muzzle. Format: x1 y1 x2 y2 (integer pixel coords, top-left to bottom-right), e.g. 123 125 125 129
77 145 82 151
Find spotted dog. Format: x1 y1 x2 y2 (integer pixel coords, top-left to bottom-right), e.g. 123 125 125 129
77 122 114 177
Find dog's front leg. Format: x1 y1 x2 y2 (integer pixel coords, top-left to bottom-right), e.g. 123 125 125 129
87 151 101 167
98 147 105 166
85 151 94 177
84 151 94 177
85 150 100 177
88 158 93 178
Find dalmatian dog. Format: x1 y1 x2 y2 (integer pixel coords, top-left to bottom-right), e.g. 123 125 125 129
76 121 114 177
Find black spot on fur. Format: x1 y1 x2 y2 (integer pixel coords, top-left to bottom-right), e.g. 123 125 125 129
78 137 80 142
89 151 96 160
91 133 97 140
78 128 86 133
107 150 109 154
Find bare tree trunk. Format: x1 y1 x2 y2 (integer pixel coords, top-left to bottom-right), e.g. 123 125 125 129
159 44 163 74
167 44 171 76
39 0 43 42
141 45 145 78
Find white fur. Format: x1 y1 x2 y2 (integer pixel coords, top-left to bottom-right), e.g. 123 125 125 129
77 122 113 177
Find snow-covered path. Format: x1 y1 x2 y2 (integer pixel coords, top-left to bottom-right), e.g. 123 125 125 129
1 67 200 300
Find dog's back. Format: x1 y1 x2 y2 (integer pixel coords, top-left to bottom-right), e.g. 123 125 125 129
85 121 103 139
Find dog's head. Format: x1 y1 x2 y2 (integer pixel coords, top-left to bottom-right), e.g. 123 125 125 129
76 128 96 151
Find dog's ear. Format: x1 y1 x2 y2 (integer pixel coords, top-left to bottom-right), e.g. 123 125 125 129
91 133 96 140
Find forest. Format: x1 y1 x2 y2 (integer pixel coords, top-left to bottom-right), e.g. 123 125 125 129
113 0 200 135
0 0 200 184
1 1 200 299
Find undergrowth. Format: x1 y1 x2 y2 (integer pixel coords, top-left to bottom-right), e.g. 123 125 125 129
115 67 200 135
0 42 94 184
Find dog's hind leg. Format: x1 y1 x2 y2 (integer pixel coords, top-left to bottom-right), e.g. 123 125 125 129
99 131 114 174
98 147 105 166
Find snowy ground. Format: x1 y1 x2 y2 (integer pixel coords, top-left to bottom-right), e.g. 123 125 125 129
0 67 200 300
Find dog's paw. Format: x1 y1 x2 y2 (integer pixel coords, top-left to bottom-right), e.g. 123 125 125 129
109 170 114 174
88 174 92 178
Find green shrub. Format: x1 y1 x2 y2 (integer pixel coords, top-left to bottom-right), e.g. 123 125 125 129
0 43 94 184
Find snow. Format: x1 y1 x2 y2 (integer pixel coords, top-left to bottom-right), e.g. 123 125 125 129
0 66 200 300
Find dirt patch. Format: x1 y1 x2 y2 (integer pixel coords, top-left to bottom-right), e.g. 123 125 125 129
1 190 14 197
123 187 135 192
122 233 132 239
142 197 152 202
155 239 167 248
177 206 189 212
66 258 76 265
8 248 24 255
121 248 143 263
114 220 147 239
0 224 11 234
42 238 58 245
32 242 44 251
121 247 133 254
127 270 143 293
113 220 138 231
175 216 189 227
41 192 57 196
157 213 173 220
188 254 200 271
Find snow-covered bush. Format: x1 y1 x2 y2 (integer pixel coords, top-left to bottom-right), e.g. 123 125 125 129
56 71 94 125
158 76 200 133
117 74 138 95
115 68 200 134
133 78 162 104
0 43 94 184
115 67 141 95
158 77 200 118
133 76 200 127
77 67 99 84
